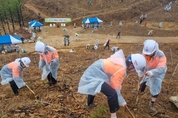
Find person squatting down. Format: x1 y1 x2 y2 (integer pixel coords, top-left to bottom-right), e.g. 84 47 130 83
78 49 146 118
86 44 90 49
111 46 120 53
0 57 31 95
35 41 60 86
138 39 167 111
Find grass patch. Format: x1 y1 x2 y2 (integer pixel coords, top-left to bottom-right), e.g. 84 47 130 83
89 105 108 118
0 111 4 118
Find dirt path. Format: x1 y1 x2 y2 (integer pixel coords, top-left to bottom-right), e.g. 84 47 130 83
24 4 49 18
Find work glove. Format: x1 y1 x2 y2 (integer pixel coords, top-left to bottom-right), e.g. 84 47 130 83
137 70 144 77
145 71 153 77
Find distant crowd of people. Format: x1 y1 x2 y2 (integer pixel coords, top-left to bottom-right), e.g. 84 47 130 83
0 44 19 54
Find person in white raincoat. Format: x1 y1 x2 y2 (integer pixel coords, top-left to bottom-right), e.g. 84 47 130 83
138 39 167 111
78 50 146 118
93 39 99 50
35 41 60 86
0 57 31 95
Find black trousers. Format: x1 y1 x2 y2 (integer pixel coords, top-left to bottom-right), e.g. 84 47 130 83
9 80 19 95
87 82 119 113
104 44 110 49
47 72 57 85
139 81 159 98
116 35 120 39
139 82 147 92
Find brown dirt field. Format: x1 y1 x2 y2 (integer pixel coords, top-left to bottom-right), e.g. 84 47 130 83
1 0 178 117
0 26 178 118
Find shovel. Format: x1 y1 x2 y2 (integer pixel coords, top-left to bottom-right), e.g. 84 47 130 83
26 85 51 106
26 85 40 100
125 105 136 118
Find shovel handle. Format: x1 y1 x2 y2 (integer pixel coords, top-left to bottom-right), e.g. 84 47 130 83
136 77 140 103
125 105 136 118
26 85 36 95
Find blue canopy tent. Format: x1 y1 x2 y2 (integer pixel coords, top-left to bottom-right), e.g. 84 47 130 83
0 34 22 44
30 21 44 27
82 17 103 24
82 17 103 28
28 20 44 32
28 20 37 26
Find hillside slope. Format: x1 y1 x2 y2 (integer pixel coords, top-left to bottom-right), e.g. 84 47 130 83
25 0 178 21
23 0 178 37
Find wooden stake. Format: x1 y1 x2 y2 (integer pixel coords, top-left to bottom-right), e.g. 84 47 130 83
172 63 178 77
170 48 173 66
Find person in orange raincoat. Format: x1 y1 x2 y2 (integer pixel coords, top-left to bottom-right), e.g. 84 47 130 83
78 49 146 118
35 41 60 86
0 57 31 95
138 39 167 111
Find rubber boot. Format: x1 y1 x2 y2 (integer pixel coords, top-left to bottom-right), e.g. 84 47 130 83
149 101 156 111
85 95 97 109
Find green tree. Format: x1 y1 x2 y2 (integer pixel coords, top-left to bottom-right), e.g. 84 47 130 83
0 0 26 34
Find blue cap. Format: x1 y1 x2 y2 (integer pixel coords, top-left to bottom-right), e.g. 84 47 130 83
127 55 131 62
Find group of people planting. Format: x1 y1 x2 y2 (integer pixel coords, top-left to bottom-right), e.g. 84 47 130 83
0 39 168 118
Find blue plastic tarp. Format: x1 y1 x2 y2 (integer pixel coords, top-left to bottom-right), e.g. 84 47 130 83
0 34 22 44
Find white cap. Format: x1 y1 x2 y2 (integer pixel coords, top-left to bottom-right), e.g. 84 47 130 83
142 39 159 55
37 37 43 41
35 41 45 54
131 54 146 71
21 57 31 67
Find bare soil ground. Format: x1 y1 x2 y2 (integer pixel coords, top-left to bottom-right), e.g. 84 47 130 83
0 0 178 118
0 25 178 118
